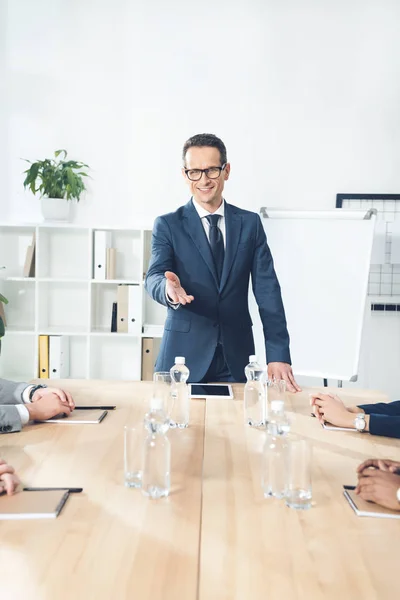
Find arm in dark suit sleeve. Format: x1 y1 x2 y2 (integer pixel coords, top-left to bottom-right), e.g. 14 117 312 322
356 401 400 439
251 215 291 364
145 216 177 308
358 400 400 416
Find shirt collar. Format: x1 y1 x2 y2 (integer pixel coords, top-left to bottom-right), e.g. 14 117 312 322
192 198 225 220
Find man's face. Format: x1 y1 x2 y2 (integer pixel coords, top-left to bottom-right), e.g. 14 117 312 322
182 146 230 210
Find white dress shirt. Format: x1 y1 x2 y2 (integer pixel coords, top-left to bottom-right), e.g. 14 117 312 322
192 199 226 248
16 385 34 426
165 199 226 307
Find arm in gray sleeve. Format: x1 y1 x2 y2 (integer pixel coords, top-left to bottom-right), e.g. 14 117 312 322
0 378 29 405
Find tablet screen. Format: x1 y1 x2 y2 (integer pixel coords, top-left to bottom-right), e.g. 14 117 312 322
190 384 232 398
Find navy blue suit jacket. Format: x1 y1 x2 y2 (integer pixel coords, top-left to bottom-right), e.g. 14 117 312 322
145 200 291 382
358 400 400 439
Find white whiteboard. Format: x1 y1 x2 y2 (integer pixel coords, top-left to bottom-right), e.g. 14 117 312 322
250 210 376 381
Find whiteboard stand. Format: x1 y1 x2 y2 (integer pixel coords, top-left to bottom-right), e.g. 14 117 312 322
254 208 377 387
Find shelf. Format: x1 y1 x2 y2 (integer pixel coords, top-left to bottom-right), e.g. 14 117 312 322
37 278 89 283
3 328 36 335
90 328 139 337
39 327 88 336
5 277 36 282
142 324 164 337
1 223 162 381
91 279 142 285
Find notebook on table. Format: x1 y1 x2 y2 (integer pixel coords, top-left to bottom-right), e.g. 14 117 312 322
0 490 69 520
38 409 108 424
343 486 400 519
322 422 356 432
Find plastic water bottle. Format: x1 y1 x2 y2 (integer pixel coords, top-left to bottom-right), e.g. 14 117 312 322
244 355 266 427
261 420 288 499
142 408 171 499
266 379 290 434
170 356 190 428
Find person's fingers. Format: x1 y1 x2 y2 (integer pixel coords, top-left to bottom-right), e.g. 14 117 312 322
1 473 16 495
280 372 295 393
377 460 391 472
358 487 375 503
313 399 326 407
314 406 323 419
288 371 301 392
357 459 378 473
53 389 67 404
62 404 72 416
65 391 75 409
0 463 15 476
177 292 194 304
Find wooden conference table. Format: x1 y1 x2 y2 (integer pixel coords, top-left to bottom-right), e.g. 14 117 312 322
0 382 399 600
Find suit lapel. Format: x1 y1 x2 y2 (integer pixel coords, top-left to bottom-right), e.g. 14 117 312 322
220 202 242 292
183 200 219 288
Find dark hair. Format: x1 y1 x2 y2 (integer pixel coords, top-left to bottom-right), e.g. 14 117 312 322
182 133 227 166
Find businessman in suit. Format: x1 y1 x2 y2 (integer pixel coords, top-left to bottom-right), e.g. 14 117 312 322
145 133 300 391
0 378 75 433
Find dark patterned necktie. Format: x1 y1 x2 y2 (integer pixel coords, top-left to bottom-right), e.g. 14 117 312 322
205 214 225 283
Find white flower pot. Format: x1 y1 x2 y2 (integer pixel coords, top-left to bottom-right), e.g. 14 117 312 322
41 197 71 221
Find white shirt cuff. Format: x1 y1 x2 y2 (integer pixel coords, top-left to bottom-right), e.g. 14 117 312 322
165 287 180 309
16 404 30 426
22 385 34 403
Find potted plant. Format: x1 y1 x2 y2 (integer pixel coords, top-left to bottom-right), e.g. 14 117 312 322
23 149 90 221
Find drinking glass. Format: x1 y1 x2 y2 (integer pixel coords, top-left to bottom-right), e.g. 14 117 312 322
124 424 144 488
285 435 312 509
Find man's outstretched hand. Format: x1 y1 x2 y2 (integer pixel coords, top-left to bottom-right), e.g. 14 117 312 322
165 271 194 305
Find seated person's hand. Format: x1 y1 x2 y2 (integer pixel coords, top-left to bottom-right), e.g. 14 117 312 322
0 459 20 495
310 393 354 427
31 386 75 409
357 458 400 475
26 393 72 421
356 468 400 511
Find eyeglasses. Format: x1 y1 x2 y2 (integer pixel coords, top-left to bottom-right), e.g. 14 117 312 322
184 164 226 181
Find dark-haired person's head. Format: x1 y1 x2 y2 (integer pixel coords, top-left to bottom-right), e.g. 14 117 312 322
182 133 230 210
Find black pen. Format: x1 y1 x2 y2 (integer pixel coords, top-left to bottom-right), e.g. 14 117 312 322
23 487 83 493
74 406 116 410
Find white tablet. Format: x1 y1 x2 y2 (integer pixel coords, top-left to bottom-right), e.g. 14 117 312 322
190 384 233 399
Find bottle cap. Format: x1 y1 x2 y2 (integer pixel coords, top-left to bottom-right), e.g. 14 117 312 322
175 356 185 365
249 355 257 363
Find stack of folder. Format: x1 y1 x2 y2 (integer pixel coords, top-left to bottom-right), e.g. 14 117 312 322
39 335 70 379
116 285 141 335
93 230 116 280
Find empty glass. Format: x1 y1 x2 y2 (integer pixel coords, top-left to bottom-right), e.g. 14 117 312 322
124 425 144 488
151 372 173 416
285 435 312 510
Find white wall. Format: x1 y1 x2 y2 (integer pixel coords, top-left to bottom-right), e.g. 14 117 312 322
2 0 400 395
3 0 400 225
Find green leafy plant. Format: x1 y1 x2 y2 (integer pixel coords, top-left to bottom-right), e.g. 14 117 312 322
23 149 89 201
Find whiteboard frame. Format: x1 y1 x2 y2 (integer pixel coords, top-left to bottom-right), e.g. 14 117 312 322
257 208 377 382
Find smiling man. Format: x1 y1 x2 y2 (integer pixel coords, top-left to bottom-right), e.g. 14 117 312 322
145 133 299 390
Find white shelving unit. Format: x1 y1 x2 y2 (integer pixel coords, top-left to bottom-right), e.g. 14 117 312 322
0 224 165 381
